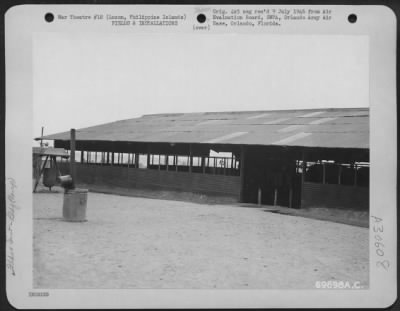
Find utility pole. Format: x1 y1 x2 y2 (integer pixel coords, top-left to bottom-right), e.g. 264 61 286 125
70 129 76 189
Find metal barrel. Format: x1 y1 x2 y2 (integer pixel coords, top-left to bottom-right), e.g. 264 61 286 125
62 188 88 222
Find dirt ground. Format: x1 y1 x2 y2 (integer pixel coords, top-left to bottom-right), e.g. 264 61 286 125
33 190 369 289
66 182 370 227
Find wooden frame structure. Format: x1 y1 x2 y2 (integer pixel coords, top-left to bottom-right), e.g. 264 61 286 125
32 147 70 192
50 140 369 209
36 108 370 209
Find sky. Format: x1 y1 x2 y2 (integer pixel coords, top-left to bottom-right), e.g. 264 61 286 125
33 32 368 140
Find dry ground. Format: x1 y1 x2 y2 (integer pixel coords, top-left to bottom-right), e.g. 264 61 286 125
69 182 370 227
33 190 368 289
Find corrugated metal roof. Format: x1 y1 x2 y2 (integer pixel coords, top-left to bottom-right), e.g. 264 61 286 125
40 108 369 149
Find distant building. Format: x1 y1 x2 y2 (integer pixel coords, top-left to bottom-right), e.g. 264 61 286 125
38 108 369 209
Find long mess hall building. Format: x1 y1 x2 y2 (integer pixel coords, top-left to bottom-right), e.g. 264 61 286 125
39 108 369 210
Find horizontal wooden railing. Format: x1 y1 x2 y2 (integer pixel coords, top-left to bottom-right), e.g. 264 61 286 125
58 162 241 198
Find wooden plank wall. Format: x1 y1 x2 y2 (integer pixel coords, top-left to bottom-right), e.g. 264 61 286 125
302 182 369 210
58 163 241 198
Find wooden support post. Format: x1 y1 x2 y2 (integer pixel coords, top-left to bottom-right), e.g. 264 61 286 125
274 188 278 206
33 155 49 192
175 155 178 172
166 155 169 171
239 146 246 202
322 162 326 184
147 153 150 168
299 151 306 210
338 165 342 185
81 151 84 163
111 152 114 166
231 153 234 175
223 159 226 175
213 158 216 174
70 129 76 189
201 157 205 174
106 152 110 165
135 153 139 168
127 154 130 169
189 145 193 173
158 155 161 171
354 164 358 186
40 126 44 147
